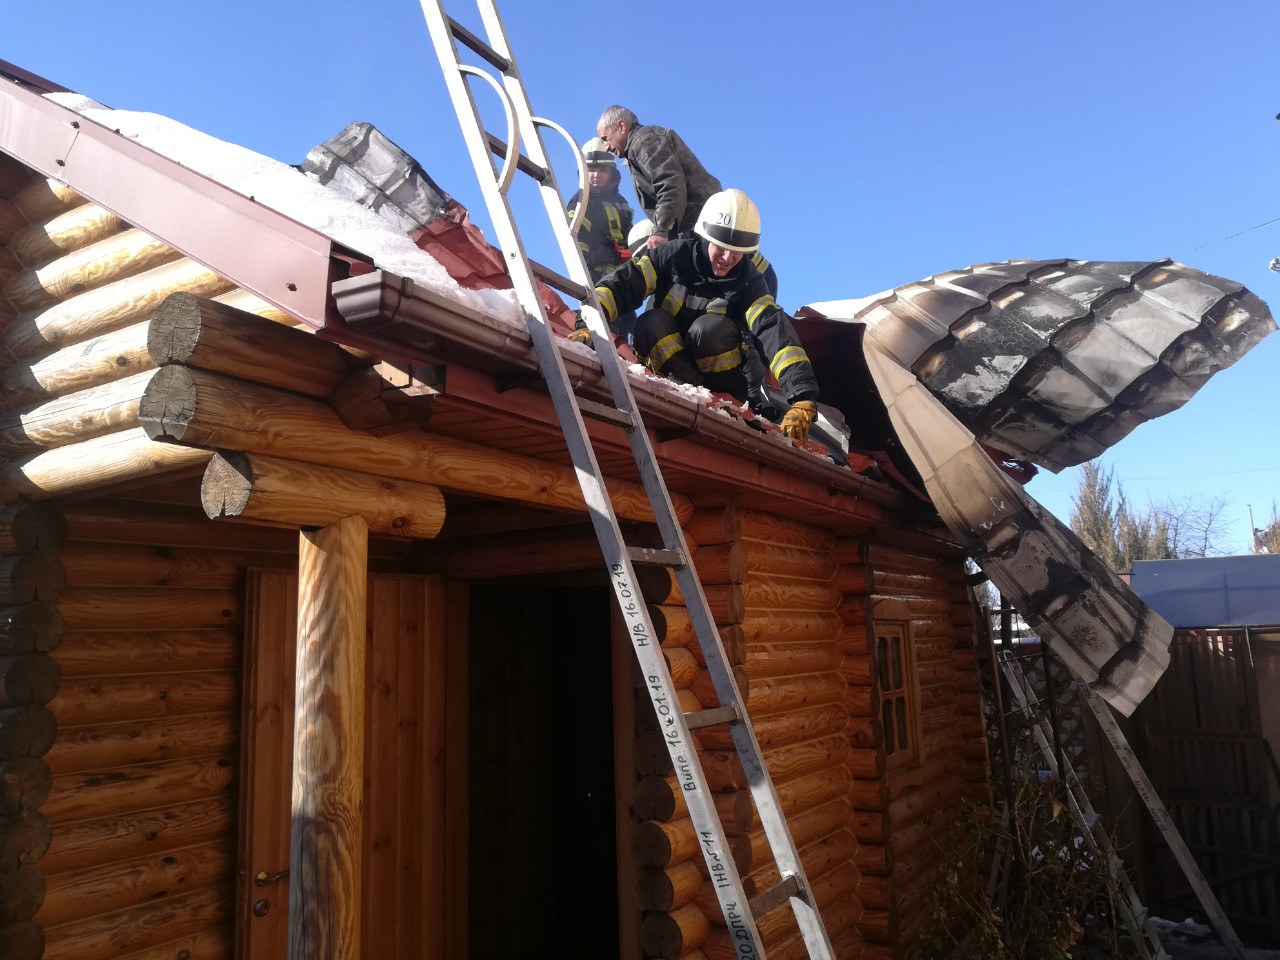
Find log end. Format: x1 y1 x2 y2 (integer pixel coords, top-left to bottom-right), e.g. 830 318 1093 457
137 365 197 441
146 292 203 365
200 452 253 520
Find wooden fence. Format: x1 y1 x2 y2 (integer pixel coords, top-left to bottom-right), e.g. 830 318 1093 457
979 626 1280 947
1132 629 1280 944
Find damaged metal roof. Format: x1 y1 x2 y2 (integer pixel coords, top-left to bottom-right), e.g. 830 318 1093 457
805 259 1276 473
804 259 1274 713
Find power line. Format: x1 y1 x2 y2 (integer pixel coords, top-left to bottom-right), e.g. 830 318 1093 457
1184 215 1280 253
1121 465 1280 482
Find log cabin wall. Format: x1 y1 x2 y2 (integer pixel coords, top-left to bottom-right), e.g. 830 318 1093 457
0 156 286 960
0 503 65 960
836 537 987 958
679 504 872 960
0 164 330 512
34 495 293 960
628 505 747 960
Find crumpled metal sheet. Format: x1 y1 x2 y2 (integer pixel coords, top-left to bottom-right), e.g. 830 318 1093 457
800 259 1274 711
302 121 455 233
862 343 1172 715
810 259 1276 472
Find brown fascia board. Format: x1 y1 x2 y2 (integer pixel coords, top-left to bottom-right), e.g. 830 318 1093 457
329 269 934 525
0 73 336 327
0 59 70 94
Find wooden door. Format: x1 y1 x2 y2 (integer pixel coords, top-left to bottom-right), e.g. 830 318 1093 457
236 571 468 959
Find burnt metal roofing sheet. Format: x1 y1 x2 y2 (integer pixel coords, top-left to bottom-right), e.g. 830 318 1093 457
805 259 1276 472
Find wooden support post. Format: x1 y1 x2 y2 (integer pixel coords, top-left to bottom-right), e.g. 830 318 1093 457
289 515 368 960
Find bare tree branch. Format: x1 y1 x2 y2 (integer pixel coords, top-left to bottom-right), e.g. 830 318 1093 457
1067 460 1234 568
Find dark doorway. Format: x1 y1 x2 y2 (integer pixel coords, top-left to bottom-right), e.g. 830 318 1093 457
468 583 619 959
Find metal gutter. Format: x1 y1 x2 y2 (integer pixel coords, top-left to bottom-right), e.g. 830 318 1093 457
329 270 918 515
0 74 336 327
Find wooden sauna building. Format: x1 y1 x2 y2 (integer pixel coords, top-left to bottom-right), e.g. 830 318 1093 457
0 64 988 959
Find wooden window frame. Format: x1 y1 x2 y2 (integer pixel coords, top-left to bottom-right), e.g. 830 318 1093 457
875 621 924 771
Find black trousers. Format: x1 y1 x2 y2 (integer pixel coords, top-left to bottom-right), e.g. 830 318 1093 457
632 308 749 401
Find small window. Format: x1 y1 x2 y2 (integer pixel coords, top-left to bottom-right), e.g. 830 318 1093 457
876 624 921 769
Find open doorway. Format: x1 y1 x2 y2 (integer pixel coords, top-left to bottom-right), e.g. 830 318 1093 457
467 582 620 959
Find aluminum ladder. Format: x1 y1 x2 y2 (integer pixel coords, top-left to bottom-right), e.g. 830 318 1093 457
999 654 1169 960
418 3 836 957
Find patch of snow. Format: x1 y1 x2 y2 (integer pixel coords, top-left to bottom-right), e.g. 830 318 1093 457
44 92 520 323
803 292 893 321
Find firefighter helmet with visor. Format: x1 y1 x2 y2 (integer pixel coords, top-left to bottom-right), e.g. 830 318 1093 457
694 189 761 254
581 137 616 168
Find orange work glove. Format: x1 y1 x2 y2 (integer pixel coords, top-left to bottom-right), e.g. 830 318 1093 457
779 400 818 443
567 327 594 346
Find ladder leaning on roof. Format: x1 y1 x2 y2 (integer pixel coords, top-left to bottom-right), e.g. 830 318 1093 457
999 654 1169 960
418 2 837 958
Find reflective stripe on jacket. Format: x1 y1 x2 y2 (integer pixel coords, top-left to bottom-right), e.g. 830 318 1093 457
567 185 634 282
594 238 818 403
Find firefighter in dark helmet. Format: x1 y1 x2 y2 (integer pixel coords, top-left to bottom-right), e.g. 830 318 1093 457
570 189 820 443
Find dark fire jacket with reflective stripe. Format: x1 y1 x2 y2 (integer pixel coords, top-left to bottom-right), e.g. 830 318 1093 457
594 239 818 403
566 185 633 282
622 125 722 238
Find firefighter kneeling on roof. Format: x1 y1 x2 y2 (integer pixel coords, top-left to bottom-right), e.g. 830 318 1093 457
569 189 820 443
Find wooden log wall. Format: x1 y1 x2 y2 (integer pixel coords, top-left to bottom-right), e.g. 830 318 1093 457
0 169 331 509
29 494 290 960
0 160 687 528
835 537 987 956
624 514 747 960
739 508 862 959
0 503 64 959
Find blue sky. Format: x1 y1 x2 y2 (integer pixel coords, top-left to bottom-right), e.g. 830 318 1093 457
6 0 1278 551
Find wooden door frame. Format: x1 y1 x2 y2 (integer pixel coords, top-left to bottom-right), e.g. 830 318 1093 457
235 571 469 959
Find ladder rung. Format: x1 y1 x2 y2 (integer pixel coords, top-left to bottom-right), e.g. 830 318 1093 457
577 397 634 429
626 545 684 567
748 874 805 918
483 132 549 182
529 259 589 301
447 16 510 71
683 705 739 730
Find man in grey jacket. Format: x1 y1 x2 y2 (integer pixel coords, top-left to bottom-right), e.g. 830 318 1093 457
596 105 722 251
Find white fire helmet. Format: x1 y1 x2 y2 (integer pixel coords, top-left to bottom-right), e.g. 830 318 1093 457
627 219 654 256
694 189 761 254
581 137 616 168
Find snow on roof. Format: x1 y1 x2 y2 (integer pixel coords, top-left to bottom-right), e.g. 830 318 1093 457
801 293 890 321
45 92 520 323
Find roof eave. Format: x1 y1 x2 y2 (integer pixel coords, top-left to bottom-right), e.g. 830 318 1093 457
328 270 931 522
0 74 336 327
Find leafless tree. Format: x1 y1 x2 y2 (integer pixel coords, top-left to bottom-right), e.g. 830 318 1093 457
1254 502 1280 554
1068 460 1232 569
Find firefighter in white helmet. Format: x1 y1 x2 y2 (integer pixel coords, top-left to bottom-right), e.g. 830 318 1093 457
571 189 820 443
566 137 633 283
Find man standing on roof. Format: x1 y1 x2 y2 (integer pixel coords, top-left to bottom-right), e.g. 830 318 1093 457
570 189 820 443
596 106 722 251
567 138 633 283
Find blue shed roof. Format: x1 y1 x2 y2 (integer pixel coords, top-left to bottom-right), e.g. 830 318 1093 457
1129 555 1280 628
